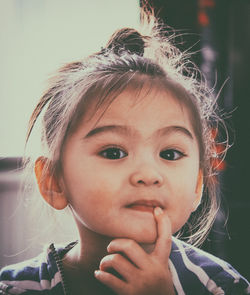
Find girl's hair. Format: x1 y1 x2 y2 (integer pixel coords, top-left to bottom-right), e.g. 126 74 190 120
25 11 226 246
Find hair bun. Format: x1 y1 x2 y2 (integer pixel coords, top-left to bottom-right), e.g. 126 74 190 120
106 28 145 56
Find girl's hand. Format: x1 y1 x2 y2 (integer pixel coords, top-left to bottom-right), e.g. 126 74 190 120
94 207 175 295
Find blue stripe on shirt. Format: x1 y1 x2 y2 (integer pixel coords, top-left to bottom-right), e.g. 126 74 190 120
171 239 214 294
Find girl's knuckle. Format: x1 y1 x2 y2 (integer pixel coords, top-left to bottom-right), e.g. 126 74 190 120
125 239 135 249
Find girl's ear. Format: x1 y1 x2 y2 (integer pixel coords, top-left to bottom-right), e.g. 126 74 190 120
34 157 68 210
192 170 204 212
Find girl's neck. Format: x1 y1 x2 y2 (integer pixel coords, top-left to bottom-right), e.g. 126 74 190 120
62 224 155 294
62 227 114 294
64 226 112 273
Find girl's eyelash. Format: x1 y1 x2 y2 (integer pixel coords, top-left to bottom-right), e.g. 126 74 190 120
159 148 186 161
98 145 186 161
98 146 128 160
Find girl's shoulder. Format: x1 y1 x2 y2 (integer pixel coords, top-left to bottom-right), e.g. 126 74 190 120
0 242 76 294
170 237 250 294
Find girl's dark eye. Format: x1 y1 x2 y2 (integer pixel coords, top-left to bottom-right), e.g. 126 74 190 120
99 148 128 160
160 149 184 161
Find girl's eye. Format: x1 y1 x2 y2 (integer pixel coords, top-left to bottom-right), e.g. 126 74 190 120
160 149 185 161
99 147 128 160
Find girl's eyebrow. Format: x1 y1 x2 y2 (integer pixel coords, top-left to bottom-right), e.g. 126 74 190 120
84 125 193 140
84 125 132 139
158 126 194 140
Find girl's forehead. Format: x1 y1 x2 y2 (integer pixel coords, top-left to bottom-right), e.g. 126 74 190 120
80 84 194 134
72 77 195 135
86 83 184 117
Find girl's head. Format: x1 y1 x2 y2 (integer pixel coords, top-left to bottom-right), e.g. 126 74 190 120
28 16 223 246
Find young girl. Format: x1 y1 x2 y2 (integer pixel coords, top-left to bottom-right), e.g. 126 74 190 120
0 12 249 295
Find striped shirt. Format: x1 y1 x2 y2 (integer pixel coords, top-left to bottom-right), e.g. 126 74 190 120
0 238 249 294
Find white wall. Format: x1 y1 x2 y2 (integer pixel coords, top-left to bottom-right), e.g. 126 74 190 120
0 0 139 156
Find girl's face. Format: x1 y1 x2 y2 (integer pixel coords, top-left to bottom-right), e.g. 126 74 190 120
60 86 202 244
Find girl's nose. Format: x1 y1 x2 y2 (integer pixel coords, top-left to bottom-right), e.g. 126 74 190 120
129 166 164 187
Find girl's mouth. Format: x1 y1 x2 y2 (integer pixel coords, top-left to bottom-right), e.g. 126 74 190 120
126 200 163 213
128 204 155 213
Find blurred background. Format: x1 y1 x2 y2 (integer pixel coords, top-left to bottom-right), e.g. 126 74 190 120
0 0 249 280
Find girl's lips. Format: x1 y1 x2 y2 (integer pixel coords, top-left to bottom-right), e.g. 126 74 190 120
128 204 155 213
126 200 163 213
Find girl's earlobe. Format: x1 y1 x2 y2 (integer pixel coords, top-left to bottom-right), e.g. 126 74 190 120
34 157 68 210
192 170 204 212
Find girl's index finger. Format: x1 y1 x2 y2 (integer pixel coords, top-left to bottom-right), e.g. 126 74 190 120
152 207 172 262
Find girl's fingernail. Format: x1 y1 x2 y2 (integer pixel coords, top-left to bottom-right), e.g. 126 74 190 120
94 270 100 277
154 207 163 216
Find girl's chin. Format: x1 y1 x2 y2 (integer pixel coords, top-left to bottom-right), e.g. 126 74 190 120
121 228 157 245
120 221 158 244
135 235 157 245
97 228 157 245
87 219 158 244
